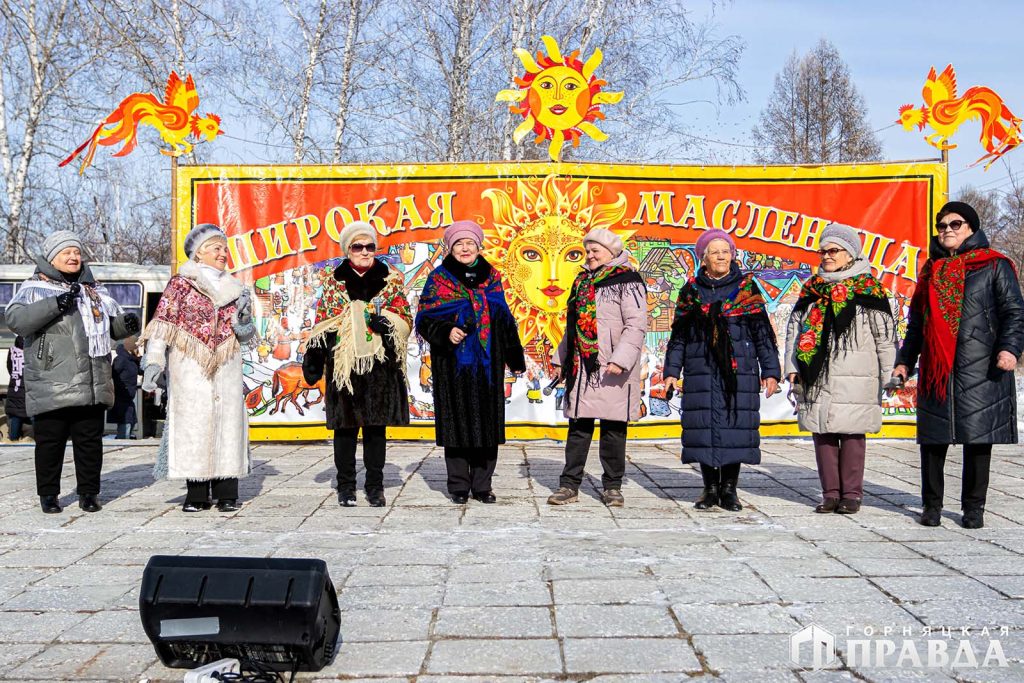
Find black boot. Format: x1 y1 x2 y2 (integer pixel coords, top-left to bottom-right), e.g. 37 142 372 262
366 488 386 507
694 465 719 510
718 480 743 511
40 495 62 514
78 494 102 513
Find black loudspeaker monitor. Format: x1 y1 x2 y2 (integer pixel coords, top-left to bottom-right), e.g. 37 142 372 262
139 555 341 672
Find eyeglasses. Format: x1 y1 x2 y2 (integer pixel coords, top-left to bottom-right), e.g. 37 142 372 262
935 219 969 233
817 248 844 257
349 242 376 253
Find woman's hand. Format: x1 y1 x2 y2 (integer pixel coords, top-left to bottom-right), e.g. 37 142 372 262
996 350 1018 371
665 376 679 392
604 363 625 376
892 364 908 381
761 377 779 398
449 327 467 345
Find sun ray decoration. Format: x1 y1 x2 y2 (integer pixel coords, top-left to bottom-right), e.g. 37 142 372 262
480 174 632 348
496 35 623 161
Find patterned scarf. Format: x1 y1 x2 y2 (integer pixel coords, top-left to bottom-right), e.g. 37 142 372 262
911 247 1007 401
10 274 122 359
564 263 640 381
309 262 412 392
415 262 514 377
672 272 770 401
792 270 892 396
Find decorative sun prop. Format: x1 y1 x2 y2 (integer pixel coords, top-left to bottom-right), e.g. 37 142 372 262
481 174 632 347
496 35 623 161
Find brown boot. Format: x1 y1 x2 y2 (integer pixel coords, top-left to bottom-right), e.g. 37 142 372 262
815 498 840 513
601 489 624 507
836 498 861 514
547 487 579 505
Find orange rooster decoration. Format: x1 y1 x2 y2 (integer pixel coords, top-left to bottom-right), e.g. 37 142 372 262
60 71 223 174
897 64 1022 170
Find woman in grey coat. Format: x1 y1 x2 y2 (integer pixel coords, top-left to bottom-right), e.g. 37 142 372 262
5 232 139 513
785 223 895 514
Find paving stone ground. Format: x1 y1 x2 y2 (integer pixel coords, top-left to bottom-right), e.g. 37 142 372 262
0 438 1022 682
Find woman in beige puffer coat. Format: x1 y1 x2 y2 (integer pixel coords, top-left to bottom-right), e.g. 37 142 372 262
785 223 895 515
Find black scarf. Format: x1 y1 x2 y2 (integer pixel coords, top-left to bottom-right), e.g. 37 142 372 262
334 258 388 302
442 253 492 290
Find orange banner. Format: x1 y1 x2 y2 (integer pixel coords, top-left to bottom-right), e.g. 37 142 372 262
175 162 946 440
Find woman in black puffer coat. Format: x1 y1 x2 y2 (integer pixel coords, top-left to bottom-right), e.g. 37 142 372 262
893 201 1024 530
664 230 780 512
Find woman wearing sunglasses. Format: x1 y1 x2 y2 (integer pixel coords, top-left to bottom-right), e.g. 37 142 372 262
892 201 1024 529
415 221 526 504
303 221 412 507
784 223 895 515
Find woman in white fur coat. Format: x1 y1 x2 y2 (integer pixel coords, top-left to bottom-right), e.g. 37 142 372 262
140 224 256 512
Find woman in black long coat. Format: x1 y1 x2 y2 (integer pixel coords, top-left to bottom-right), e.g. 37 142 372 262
108 338 141 439
893 201 1024 529
415 220 526 504
664 230 780 511
303 221 412 508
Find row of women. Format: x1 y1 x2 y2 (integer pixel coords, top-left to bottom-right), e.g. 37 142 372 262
9 200 1022 528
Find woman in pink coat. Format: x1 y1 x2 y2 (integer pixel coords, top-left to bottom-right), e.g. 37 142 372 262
548 229 647 507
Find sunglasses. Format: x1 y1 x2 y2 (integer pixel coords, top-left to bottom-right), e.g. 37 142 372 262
349 242 376 253
935 219 969 233
816 247 845 257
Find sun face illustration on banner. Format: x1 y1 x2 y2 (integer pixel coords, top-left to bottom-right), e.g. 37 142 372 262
59 71 223 174
897 64 1022 170
481 174 631 347
496 35 624 161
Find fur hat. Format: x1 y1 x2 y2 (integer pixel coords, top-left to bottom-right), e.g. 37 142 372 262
937 201 980 232
338 221 378 252
41 230 85 263
694 229 736 261
582 228 623 257
819 223 864 259
444 220 484 248
185 223 227 259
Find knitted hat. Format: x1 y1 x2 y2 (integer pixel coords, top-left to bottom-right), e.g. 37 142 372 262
184 223 227 258
937 201 980 232
694 229 736 261
338 221 378 252
582 228 623 257
819 223 864 259
444 220 484 248
41 230 85 263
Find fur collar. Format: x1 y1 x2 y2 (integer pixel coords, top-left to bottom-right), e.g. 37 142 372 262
177 259 243 307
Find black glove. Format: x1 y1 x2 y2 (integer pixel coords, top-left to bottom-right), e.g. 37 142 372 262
55 282 81 313
123 312 140 335
302 346 325 384
367 313 392 335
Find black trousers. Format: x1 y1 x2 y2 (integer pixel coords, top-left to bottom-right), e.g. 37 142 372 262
185 478 238 503
335 426 386 492
920 444 992 511
444 445 498 495
560 418 627 491
33 405 105 496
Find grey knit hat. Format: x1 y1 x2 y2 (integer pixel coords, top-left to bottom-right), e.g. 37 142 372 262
41 230 85 263
185 223 228 258
338 221 378 252
582 228 623 257
819 223 863 259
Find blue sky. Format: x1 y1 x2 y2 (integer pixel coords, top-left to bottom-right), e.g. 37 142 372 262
683 0 1024 197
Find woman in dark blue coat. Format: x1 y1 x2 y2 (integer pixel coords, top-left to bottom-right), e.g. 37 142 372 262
109 338 141 439
664 230 780 511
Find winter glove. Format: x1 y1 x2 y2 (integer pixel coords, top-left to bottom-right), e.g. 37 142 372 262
302 346 326 385
367 313 392 335
231 289 256 342
55 282 81 313
141 363 164 393
123 312 140 334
